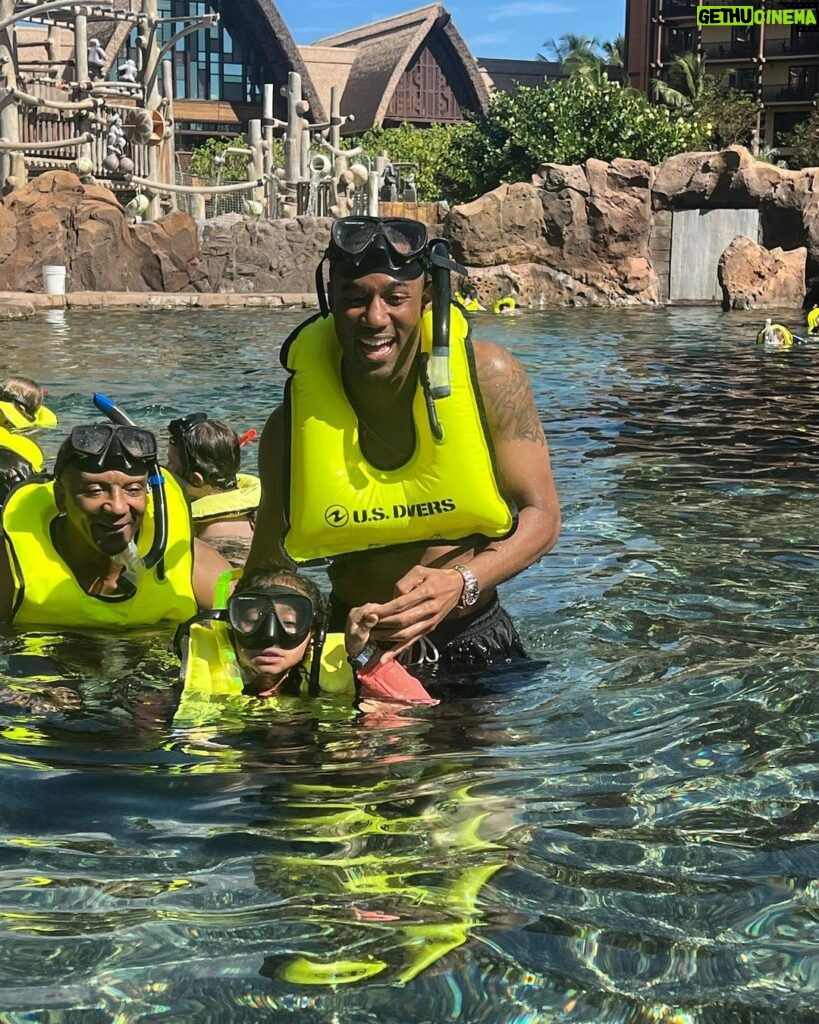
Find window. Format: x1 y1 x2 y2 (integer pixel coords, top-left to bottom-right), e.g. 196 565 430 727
773 110 807 146
730 68 756 94
117 2 276 106
788 64 818 93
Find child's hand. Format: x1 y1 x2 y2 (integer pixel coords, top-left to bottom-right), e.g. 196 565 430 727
345 603 381 660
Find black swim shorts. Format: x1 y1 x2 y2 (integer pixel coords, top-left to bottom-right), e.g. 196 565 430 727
328 594 527 671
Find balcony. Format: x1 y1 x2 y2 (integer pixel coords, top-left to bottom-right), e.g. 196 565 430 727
761 82 817 103
661 0 697 17
764 36 819 57
702 41 757 60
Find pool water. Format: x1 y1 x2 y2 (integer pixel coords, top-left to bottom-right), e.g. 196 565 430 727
0 306 816 1023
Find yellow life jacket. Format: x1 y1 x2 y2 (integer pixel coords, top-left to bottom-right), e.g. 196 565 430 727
281 305 513 564
190 472 260 525
454 291 482 312
3 473 197 628
756 322 793 348
808 308 819 335
0 401 58 431
492 296 516 314
174 619 355 725
0 427 44 472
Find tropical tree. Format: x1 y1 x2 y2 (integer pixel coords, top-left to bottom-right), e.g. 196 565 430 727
602 33 626 70
437 76 709 203
539 33 600 74
651 52 717 111
651 52 758 149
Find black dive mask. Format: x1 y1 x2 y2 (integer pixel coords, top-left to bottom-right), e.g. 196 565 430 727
329 216 429 278
228 586 315 651
59 423 157 474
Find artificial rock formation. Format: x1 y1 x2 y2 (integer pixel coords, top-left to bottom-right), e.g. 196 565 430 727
718 236 807 311
440 146 819 309
3 149 819 309
444 159 659 307
0 171 207 293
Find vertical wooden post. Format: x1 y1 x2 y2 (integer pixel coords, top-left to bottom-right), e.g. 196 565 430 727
248 118 264 205
161 56 177 210
74 12 89 87
141 0 162 220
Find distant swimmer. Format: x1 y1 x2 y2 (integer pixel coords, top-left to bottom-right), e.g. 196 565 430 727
0 375 57 431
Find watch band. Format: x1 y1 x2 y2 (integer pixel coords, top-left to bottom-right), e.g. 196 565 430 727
452 563 480 608
348 641 379 670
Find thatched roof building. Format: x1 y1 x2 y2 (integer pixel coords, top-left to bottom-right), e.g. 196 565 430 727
303 4 490 134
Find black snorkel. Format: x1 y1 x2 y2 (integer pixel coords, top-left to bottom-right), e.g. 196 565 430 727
308 619 328 696
92 392 168 579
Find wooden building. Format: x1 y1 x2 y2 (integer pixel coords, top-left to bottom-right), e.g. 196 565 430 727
301 4 490 134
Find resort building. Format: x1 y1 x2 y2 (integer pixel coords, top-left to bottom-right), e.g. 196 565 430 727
299 6 491 135
625 0 819 151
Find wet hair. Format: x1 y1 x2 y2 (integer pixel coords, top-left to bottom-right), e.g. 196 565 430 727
0 376 44 420
234 564 325 625
174 418 240 490
0 448 34 505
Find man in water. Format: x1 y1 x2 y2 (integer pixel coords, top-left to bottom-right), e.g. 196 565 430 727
247 216 560 667
0 423 230 626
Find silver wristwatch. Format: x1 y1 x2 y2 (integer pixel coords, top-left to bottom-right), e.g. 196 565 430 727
452 564 480 608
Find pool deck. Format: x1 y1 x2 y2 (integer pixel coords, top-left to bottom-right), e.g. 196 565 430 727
0 291 319 318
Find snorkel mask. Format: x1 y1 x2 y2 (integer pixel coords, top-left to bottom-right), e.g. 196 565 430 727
56 423 158 475
316 216 465 441
90 393 169 578
228 585 315 652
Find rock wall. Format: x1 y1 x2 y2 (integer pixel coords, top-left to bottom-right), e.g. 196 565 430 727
3 150 819 309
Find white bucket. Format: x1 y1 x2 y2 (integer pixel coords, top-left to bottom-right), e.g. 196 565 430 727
42 265 67 296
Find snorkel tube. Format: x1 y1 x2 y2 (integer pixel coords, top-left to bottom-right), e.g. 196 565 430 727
420 239 466 441
92 392 168 579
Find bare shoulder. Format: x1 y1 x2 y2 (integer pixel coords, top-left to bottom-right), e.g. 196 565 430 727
471 339 545 445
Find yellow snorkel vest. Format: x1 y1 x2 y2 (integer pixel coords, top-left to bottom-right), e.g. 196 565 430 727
492 296 516 314
281 305 513 564
808 308 819 335
0 427 44 472
454 291 482 312
756 321 794 348
0 401 57 431
189 473 260 525
174 619 355 726
2 473 197 628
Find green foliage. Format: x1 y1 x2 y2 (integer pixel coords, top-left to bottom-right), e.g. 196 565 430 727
438 77 709 203
696 82 758 149
651 53 757 150
352 122 471 202
188 135 283 182
780 107 819 167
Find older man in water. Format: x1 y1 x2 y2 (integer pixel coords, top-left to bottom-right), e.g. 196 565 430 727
246 216 560 668
0 423 229 626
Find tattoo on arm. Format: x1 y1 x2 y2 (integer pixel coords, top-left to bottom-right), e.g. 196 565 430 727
482 352 547 445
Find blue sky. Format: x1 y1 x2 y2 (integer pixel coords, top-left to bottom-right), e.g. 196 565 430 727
273 0 626 61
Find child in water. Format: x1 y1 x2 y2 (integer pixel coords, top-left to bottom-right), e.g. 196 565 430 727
167 413 260 566
0 376 47 428
183 563 436 706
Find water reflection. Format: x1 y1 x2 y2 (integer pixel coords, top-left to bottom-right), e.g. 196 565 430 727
0 308 817 1022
